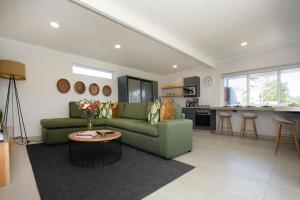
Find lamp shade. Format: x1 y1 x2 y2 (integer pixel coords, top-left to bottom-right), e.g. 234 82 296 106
0 60 26 80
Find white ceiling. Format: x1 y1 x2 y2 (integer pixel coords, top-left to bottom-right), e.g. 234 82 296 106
1 0 300 74
76 0 300 64
0 0 204 75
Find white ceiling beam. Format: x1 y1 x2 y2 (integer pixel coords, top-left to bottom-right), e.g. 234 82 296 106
72 0 215 68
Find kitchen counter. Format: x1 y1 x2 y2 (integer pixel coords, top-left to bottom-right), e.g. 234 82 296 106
210 106 274 111
211 106 300 112
274 106 300 112
182 105 300 137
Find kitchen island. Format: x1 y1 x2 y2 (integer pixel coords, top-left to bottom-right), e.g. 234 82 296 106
209 106 300 138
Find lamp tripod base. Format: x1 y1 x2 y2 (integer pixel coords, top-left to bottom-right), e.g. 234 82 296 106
1 77 29 145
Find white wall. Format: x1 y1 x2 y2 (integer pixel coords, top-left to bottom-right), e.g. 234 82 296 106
162 41 300 136
0 37 163 137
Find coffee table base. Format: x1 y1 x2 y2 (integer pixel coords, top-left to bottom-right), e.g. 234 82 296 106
69 140 122 167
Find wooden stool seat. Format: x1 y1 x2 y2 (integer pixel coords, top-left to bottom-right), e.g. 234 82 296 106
240 112 258 138
273 114 299 157
218 112 232 117
217 112 233 135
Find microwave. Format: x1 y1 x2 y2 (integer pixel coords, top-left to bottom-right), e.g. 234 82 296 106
183 86 197 97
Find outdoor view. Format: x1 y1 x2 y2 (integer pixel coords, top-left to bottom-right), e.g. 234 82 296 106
249 71 277 105
224 67 300 106
280 68 300 105
224 76 247 105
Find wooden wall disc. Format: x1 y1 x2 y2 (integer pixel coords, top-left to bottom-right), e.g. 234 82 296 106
89 83 99 96
74 81 86 94
57 79 70 93
102 85 112 97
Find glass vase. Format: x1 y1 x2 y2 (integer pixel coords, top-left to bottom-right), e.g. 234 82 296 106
87 119 93 131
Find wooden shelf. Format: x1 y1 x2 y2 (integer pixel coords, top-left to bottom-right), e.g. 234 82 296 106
161 85 184 90
160 94 184 97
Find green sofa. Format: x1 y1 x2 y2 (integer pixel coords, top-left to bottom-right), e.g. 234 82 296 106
41 102 193 159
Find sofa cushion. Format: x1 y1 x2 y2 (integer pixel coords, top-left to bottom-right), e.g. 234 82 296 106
160 99 176 121
106 118 158 137
148 100 161 125
124 103 148 120
118 103 126 118
69 102 82 118
112 103 119 118
173 104 183 119
41 118 106 129
98 102 112 119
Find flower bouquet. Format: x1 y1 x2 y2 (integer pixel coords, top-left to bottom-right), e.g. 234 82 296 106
78 99 99 131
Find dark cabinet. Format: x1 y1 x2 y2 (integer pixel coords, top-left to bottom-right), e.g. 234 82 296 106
118 76 158 103
182 108 197 128
183 76 200 97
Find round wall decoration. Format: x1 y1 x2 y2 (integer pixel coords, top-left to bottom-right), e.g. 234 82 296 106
102 85 112 97
74 81 86 94
89 83 100 96
57 79 70 93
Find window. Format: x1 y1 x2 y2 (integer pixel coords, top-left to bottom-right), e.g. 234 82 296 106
280 68 300 105
223 66 300 106
249 71 277 105
72 64 113 79
224 76 247 105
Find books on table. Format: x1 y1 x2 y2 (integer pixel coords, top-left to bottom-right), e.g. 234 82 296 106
75 131 97 139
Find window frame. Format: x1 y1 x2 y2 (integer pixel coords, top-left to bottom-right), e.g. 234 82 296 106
72 63 114 80
222 64 300 106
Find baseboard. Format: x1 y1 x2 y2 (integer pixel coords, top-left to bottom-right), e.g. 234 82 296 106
29 136 43 143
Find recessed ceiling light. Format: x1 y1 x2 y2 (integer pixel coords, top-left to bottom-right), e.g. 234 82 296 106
172 65 178 68
114 44 121 49
50 21 60 28
240 41 248 46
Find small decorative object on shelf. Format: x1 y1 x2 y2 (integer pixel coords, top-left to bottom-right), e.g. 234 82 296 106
161 82 184 97
78 99 99 131
161 83 184 89
74 81 86 94
57 79 70 93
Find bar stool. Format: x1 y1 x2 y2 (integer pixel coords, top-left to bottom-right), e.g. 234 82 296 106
273 114 300 157
240 112 258 138
217 111 233 135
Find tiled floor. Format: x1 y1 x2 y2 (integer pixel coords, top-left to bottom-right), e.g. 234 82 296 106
1 130 300 200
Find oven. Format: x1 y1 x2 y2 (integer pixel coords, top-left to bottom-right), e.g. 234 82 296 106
195 109 210 127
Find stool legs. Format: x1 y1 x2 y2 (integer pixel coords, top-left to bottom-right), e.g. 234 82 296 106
274 122 300 157
226 118 233 135
240 118 246 137
221 117 224 134
252 119 258 138
240 118 258 138
291 125 300 156
217 116 233 135
274 123 282 154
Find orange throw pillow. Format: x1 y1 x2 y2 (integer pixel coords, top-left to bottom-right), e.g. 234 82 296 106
112 103 119 118
160 99 176 121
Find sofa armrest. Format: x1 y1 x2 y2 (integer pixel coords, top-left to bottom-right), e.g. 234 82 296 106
158 119 192 159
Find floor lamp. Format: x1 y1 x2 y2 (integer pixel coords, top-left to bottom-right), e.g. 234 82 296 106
0 60 29 144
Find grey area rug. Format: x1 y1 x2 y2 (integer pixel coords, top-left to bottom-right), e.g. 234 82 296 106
26 143 194 200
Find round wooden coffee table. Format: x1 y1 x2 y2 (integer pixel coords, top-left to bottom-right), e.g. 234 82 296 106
68 130 122 167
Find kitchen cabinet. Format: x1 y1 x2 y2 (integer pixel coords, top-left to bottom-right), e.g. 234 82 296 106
118 76 158 103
